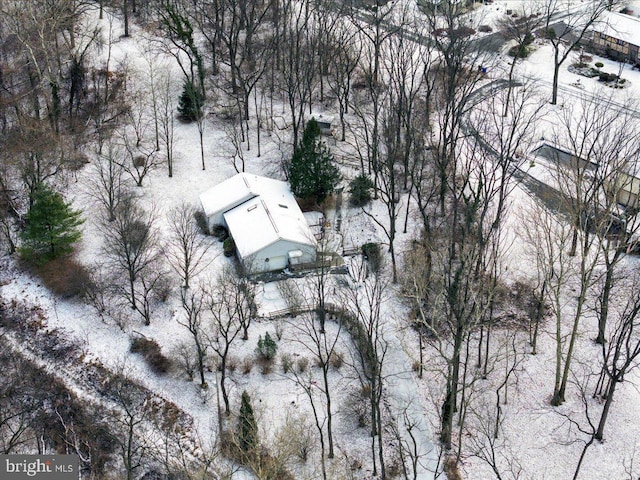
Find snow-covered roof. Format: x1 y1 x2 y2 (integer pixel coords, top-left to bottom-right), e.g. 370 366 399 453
199 173 265 219
310 112 334 126
224 196 314 258
201 173 316 259
593 11 640 46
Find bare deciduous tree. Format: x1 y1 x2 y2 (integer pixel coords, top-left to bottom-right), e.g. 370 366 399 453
165 203 213 289
158 70 177 177
116 122 162 188
102 196 162 325
593 272 640 442
107 366 154 480
206 270 244 415
89 141 130 222
288 306 342 460
178 286 209 389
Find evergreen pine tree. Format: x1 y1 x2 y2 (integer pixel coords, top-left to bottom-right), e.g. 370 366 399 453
19 184 83 263
349 174 375 206
177 80 203 122
288 118 341 203
238 390 258 453
256 332 278 360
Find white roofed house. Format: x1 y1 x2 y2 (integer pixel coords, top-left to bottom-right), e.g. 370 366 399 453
199 173 317 274
592 11 640 64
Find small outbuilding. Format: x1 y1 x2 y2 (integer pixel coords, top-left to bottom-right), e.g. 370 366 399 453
199 173 317 274
309 113 334 136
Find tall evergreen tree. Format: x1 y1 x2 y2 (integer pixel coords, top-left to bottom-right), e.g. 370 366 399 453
288 118 341 203
19 184 83 262
177 80 203 122
238 390 258 453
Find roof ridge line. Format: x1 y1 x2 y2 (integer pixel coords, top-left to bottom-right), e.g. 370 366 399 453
261 198 279 235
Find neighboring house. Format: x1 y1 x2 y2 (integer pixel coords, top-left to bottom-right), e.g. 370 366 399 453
605 170 640 209
199 173 317 274
532 142 640 210
592 11 640 64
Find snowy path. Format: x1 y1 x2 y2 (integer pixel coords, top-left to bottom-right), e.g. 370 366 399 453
382 306 441 479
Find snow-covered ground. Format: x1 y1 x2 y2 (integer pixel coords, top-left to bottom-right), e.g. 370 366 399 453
0 4 439 479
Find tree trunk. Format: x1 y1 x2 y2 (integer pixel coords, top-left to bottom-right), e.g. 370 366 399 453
196 337 206 388
199 128 205 171
323 366 334 458
503 55 518 117
597 267 614 345
551 51 560 105
441 322 463 448
595 378 617 441
123 0 130 38
129 274 137 312
553 299 585 405
569 222 578 257
221 356 229 415
572 434 596 480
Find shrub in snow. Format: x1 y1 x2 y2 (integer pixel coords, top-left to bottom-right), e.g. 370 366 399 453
261 361 273 375
349 174 374 207
212 224 228 241
329 351 344 370
193 209 209 235
274 320 284 340
176 343 196 381
281 353 293 373
226 355 238 374
444 455 463 480
297 356 309 373
241 357 253 375
256 332 278 361
599 72 618 83
362 242 382 273
130 337 171 374
508 44 530 58
223 237 236 257
34 256 93 299
292 419 315 462
133 155 146 168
